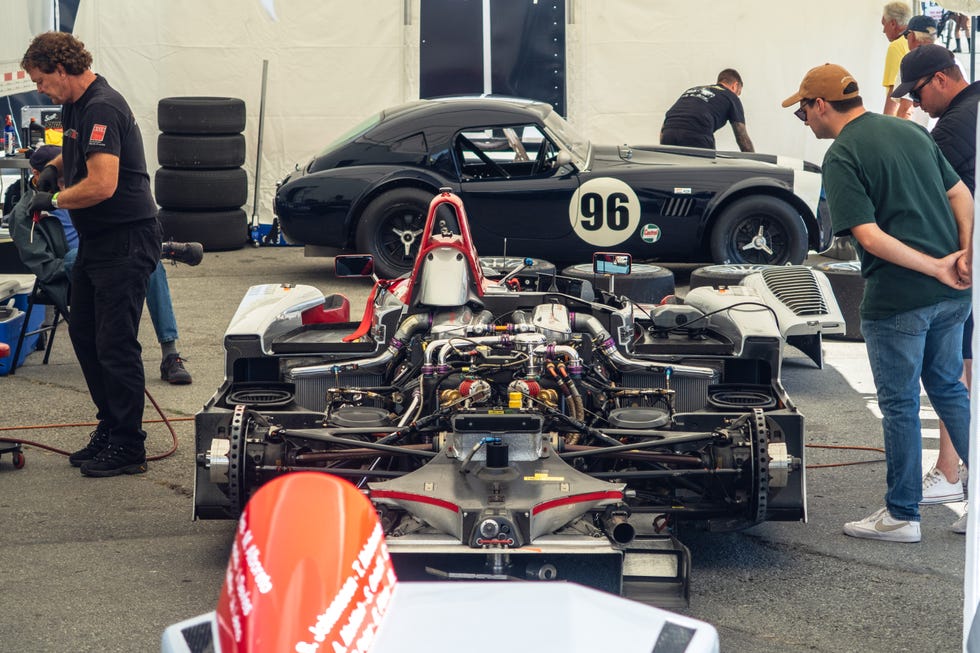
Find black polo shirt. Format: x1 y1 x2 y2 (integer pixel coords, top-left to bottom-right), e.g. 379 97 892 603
661 84 745 148
62 75 157 237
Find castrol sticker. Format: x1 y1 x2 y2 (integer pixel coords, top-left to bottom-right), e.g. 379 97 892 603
568 177 640 247
641 224 661 243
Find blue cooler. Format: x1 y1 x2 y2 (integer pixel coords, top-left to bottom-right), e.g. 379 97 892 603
0 274 45 375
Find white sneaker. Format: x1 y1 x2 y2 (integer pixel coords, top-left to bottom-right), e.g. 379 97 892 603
921 466 964 504
960 464 969 500
951 502 968 534
843 507 921 543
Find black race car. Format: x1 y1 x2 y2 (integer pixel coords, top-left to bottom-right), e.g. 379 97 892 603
274 97 832 277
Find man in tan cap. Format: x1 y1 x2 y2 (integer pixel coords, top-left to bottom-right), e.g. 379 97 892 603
783 63 973 543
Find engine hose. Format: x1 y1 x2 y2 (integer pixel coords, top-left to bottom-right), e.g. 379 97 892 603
0 387 183 462
556 361 584 422
545 361 570 397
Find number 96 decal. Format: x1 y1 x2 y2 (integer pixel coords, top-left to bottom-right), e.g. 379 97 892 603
568 177 641 247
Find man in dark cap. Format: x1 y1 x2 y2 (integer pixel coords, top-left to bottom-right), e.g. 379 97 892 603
893 43 980 532
784 63 973 542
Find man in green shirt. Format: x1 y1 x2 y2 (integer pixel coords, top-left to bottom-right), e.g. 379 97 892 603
782 63 972 542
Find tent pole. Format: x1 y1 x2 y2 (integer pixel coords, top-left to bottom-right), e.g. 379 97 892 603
251 59 270 245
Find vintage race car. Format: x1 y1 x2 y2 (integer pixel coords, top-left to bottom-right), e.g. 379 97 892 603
274 96 833 278
194 191 819 605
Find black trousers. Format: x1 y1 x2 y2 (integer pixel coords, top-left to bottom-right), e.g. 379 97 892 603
68 218 161 447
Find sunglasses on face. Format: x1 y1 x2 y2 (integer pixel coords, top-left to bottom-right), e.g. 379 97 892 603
794 99 815 122
909 73 936 103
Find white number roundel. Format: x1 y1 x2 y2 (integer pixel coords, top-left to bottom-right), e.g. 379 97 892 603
568 177 640 247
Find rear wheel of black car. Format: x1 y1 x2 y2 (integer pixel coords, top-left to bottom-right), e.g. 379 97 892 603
560 263 675 304
356 188 434 278
709 196 808 265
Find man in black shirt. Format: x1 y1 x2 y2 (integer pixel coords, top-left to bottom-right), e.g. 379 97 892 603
660 69 755 151
22 32 161 477
893 43 978 532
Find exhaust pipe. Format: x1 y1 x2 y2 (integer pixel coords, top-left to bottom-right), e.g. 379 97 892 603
600 511 636 545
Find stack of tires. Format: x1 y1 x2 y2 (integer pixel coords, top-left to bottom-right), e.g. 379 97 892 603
155 97 249 251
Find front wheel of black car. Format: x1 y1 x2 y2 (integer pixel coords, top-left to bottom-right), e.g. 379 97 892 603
709 196 808 266
356 188 434 278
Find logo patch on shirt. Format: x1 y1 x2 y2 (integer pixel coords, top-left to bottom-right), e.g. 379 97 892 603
89 124 107 143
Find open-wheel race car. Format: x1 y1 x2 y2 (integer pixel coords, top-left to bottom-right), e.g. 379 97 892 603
193 190 814 606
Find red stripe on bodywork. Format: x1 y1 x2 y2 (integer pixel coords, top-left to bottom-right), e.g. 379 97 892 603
532 490 623 515
371 489 461 513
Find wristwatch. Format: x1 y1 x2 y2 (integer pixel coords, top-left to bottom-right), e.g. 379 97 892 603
51 192 59 209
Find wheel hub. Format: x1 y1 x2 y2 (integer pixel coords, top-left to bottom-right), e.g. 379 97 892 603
392 225 423 257
741 225 774 256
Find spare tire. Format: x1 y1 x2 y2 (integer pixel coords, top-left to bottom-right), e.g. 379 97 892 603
560 262 675 304
689 264 782 290
479 257 557 291
479 257 556 277
158 133 246 168
812 261 864 340
158 97 246 134
158 209 248 252
155 167 248 211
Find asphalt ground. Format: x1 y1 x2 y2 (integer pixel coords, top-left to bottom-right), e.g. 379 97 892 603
0 247 969 653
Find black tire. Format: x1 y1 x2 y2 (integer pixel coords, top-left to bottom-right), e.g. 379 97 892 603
478 256 557 278
155 167 248 211
689 263 781 290
157 209 249 251
560 262 675 304
355 188 434 278
158 97 246 134
709 196 808 265
158 134 246 168
812 261 864 341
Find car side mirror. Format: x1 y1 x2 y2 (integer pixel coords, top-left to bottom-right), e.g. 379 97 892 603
556 150 572 167
593 252 631 276
335 254 375 278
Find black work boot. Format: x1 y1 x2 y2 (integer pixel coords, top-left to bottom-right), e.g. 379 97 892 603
80 443 147 477
68 424 111 467
161 241 204 266
161 353 192 384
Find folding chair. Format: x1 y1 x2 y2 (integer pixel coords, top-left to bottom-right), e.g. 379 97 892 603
10 279 69 373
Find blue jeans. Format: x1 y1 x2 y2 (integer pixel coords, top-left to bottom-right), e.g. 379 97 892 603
862 299 971 521
65 249 178 344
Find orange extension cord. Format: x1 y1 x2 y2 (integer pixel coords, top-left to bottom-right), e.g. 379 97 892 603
0 388 191 461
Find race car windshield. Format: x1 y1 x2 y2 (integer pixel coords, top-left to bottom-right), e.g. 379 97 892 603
542 111 591 170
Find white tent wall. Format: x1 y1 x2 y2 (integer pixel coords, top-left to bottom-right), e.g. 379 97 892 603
71 0 889 225
72 0 408 223
566 1 886 164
